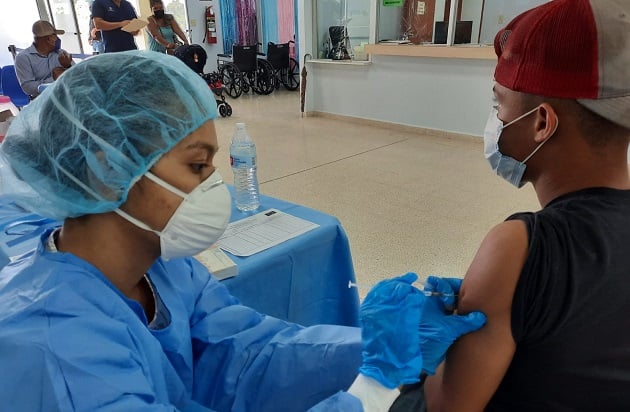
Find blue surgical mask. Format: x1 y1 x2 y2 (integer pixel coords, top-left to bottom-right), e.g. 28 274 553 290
54 38 61 51
483 106 556 188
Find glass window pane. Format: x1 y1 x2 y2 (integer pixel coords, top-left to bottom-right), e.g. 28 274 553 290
375 0 550 46
165 0 189 41
377 3 404 42
314 0 369 59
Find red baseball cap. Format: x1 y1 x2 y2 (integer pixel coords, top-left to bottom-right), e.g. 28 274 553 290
494 0 630 129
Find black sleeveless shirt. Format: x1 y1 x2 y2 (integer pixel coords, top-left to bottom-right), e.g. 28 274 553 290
486 188 630 411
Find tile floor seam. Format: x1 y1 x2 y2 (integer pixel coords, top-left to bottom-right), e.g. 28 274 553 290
259 137 411 184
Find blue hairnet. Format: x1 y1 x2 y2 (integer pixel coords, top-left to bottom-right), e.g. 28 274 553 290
0 50 217 220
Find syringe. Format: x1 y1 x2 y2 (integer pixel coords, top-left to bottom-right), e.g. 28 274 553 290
348 280 457 297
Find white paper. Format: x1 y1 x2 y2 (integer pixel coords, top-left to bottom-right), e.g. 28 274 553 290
216 209 319 257
121 19 148 32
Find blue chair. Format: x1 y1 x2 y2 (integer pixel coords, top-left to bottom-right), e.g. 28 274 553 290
1 65 30 109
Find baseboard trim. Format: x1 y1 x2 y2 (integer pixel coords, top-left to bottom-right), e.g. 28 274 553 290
306 111 481 142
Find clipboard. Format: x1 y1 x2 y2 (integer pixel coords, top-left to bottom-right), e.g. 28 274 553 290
121 19 148 32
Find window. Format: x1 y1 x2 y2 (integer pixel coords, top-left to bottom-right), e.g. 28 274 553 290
314 0 371 59
376 0 549 46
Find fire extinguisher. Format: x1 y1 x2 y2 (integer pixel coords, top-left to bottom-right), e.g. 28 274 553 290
205 6 217 44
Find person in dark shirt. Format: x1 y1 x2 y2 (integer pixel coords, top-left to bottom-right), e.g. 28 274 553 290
91 0 139 53
391 0 630 410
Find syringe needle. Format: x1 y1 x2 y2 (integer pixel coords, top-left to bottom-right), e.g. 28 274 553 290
348 280 457 297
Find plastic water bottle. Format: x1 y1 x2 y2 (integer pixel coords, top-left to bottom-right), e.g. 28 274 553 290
230 122 260 211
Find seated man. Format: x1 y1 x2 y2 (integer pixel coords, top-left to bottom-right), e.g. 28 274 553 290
14 20 73 98
391 0 630 410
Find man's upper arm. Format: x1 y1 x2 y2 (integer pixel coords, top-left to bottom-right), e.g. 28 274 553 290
424 219 529 412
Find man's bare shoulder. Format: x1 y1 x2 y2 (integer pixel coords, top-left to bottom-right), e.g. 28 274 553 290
459 219 529 317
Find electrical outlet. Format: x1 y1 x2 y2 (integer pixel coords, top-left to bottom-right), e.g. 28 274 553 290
497 15 504 24
417 1 425 15
190 19 197 27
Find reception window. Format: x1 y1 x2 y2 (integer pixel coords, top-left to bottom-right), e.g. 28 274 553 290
376 0 549 46
313 0 371 59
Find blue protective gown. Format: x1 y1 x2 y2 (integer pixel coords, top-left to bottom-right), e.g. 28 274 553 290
0 230 363 411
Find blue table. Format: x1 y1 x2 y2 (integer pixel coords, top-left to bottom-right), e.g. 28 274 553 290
0 194 360 327
222 191 360 327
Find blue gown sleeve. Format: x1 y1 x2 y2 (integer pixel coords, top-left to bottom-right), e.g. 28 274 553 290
185 258 363 412
0 300 212 411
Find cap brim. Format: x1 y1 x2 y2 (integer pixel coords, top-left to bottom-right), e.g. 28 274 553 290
578 96 630 130
55 29 65 35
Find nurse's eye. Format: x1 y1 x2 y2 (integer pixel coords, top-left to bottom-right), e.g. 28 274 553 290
190 163 208 173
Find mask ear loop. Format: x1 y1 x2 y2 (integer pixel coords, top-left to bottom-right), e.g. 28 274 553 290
522 112 559 164
113 172 184 236
114 208 162 236
502 106 539 129
145 172 188 199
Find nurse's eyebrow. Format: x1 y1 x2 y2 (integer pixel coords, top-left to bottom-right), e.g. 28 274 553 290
185 141 217 155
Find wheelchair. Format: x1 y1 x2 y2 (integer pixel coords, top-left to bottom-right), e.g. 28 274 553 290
217 44 275 98
265 41 300 91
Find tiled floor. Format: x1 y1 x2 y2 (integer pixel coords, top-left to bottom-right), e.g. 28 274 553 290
213 90 540 294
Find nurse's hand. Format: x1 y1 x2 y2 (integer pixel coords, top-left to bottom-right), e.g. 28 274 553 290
358 272 424 389
420 276 487 374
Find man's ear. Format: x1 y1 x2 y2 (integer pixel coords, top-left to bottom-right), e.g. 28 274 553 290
533 103 559 143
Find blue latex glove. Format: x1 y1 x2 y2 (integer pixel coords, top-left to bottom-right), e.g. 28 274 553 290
358 272 424 389
420 276 487 374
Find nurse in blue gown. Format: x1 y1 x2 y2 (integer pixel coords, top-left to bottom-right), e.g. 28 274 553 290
0 50 485 411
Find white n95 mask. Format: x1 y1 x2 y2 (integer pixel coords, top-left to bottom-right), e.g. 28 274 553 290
483 106 556 188
116 170 231 260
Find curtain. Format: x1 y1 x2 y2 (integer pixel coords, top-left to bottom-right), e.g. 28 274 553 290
293 0 299 60
236 0 258 46
277 0 295 44
261 0 278 54
260 0 295 56
219 0 237 53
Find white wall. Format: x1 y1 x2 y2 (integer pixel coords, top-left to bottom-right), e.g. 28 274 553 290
185 0 224 73
479 0 548 44
305 55 495 137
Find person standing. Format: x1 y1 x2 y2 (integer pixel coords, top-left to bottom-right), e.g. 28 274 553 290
146 0 188 55
91 0 139 53
14 20 73 98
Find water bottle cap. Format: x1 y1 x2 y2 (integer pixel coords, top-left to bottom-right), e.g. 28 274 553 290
0 96 11 104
